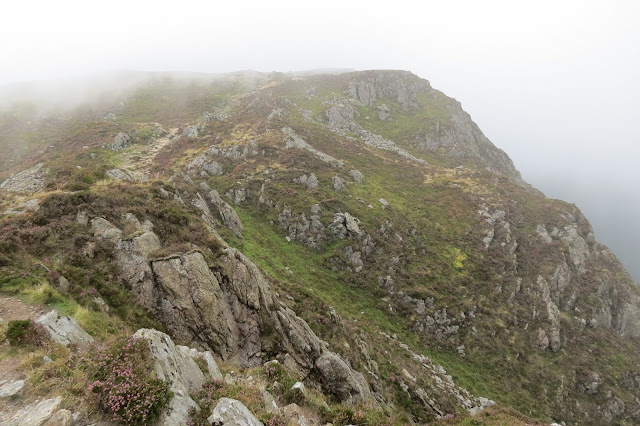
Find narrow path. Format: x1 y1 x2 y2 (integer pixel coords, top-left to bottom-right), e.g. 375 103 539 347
120 126 179 180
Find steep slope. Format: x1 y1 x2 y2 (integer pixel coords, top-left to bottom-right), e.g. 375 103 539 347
0 70 639 425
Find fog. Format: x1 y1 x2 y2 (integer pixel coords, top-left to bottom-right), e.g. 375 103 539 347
1 0 638 280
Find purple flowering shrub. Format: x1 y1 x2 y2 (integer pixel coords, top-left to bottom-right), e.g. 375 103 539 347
88 337 172 425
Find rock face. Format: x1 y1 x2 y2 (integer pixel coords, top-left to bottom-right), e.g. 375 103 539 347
416 101 523 183
35 311 93 346
133 328 222 425
0 163 45 193
208 397 263 426
90 215 373 405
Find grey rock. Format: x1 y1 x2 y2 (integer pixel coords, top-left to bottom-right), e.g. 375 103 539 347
290 381 307 399
263 390 278 414
310 204 321 215
315 352 371 404
349 169 363 183
183 125 200 138
208 397 263 426
377 104 391 120
282 127 344 167
0 163 46 193
3 198 41 215
35 311 93 346
205 141 258 160
0 380 25 399
106 168 134 181
56 276 70 293
333 176 346 191
76 210 89 226
133 329 219 426
3 396 62 426
43 409 72 426
294 173 318 189
208 190 244 238
379 198 389 208
110 132 131 151
187 154 223 177
325 102 427 165
133 328 211 393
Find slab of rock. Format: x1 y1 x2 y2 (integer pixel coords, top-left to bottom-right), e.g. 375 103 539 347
35 311 93 346
43 409 72 426
0 163 45 193
208 397 263 426
132 328 210 393
0 379 25 399
133 329 223 426
3 396 62 426
106 168 134 181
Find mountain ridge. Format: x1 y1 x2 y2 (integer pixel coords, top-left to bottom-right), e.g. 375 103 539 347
0 69 638 425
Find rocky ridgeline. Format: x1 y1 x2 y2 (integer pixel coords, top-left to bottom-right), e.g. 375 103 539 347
87 210 372 405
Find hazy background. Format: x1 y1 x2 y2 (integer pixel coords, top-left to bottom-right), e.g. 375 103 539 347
1 0 638 280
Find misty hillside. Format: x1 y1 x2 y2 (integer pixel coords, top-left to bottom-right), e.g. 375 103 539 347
0 70 639 425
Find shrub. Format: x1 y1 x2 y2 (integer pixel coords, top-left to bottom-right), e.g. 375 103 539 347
88 337 172 425
5 319 46 346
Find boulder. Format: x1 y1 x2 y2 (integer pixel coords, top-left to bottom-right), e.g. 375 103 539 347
314 352 372 404
208 397 263 426
332 176 346 191
349 169 363 183
35 311 93 346
110 133 131 151
0 379 25 399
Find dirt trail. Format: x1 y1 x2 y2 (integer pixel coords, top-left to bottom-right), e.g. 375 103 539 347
120 127 179 180
0 296 48 323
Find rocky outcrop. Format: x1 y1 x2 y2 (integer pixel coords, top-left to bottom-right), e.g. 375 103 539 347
324 101 427 165
110 132 131 151
208 398 263 426
187 154 224 177
106 168 135 181
282 127 344 167
89 214 372 404
293 173 318 190
0 163 46 193
35 311 93 346
416 102 523 183
207 190 244 238
133 328 222 426
346 71 429 110
183 125 201 138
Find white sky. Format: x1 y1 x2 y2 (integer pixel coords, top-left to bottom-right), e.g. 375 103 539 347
1 0 639 278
